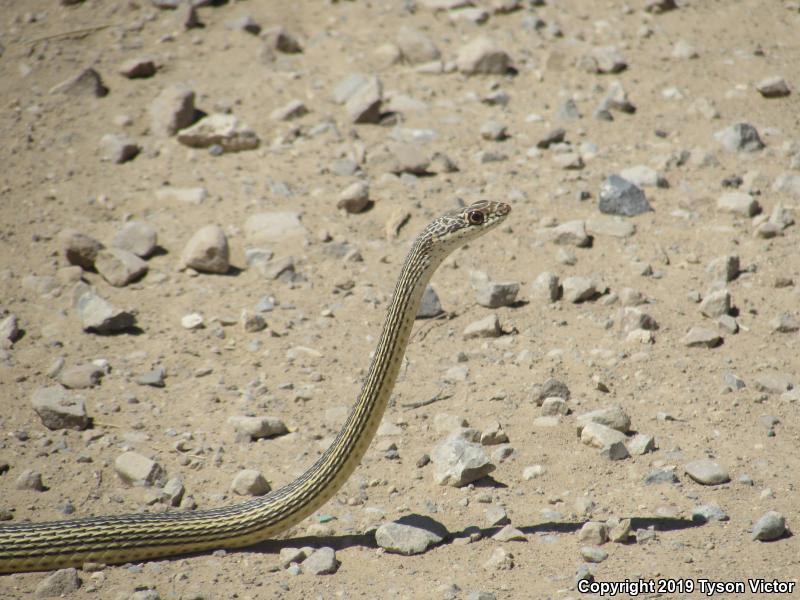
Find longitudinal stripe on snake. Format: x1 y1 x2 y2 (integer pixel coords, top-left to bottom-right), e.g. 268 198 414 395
0 200 510 573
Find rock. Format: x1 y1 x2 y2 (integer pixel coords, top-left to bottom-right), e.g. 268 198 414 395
644 0 676 12
118 57 157 79
773 173 800 197
672 39 698 59
0 314 20 344
226 14 261 35
585 216 636 238
59 229 103 269
16 470 45 491
456 37 512 75
49 68 108 97
751 511 787 541
689 96 720 120
556 99 581 121
396 26 440 64
35 568 80 598
155 187 208 205
536 128 565 149
303 547 338 575
756 76 791 98
31 386 89 430
608 518 632 542
115 451 164 486
684 459 730 485
381 143 430 175
463 314 502 339
522 465 545 480
332 73 369 105
177 114 259 152
263 26 303 54
562 276 600 303
581 546 608 563
228 415 288 440
683 327 722 348
112 222 157 258
270 99 308 121
345 75 383 124
541 397 568 416
706 255 739 282
714 123 765 153
619 307 659 332
245 212 306 243
60 364 104 389
181 313 204 329
530 272 561 302
619 165 668 189
645 468 678 485
337 181 370 213
431 436 495 487
416 284 444 319
580 46 627 74
576 406 631 434
598 176 652 217
231 469 270 495
699 289 731 318
99 133 140 164
753 373 793 394
577 521 608 545
433 413 469 433
691 503 729 523
180 225 229 274
530 378 570 405
717 192 760 216
626 433 655 455
480 120 508 142
581 423 629 460
493 525 526 542
483 547 514 570
150 84 196 136
476 281 519 308
95 248 148 287
241 311 266 333
136 368 165 387
375 516 448 555
547 220 591 247
771 313 800 333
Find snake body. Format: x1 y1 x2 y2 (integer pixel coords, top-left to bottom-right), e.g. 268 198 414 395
0 200 510 573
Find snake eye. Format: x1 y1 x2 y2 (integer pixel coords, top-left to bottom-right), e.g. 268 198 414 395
467 210 484 225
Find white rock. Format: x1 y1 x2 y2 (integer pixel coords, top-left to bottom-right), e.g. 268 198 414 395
115 451 164 487
231 469 271 495
177 114 260 152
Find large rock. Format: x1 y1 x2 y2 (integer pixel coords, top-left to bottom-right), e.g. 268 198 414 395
576 406 631 434
345 75 383 124
150 84 196 136
177 114 260 152
231 469 271 495
714 122 765 153
456 37 512 75
431 436 495 486
113 221 158 258
75 290 135 333
598 176 652 217
180 225 230 274
684 459 730 485
95 248 148 287
34 568 81 598
375 515 448 555
31 386 89 430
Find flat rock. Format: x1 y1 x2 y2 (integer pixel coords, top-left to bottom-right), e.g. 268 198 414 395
684 459 730 485
562 276 600 303
751 511 787 541
756 76 790 98
417 284 444 318
136 368 165 387
49 68 108 97
580 422 629 457
576 406 631 434
155 187 208 205
717 192 760 216
180 225 229 274
150 84 196 136
456 37 512 75
585 216 635 238
60 364 104 389
599 176 652 217
95 248 148 287
31 386 89 430
228 415 288 440
177 114 259 152
270 99 309 121
463 314 501 339
303 547 338 575
645 468 678 485
231 469 270 495
59 229 103 269
476 281 519 308
753 373 793 394
245 212 307 243
619 165 668 188
691 503 729 523
714 122 765 153
431 436 495 486
546 220 591 247
375 515 448 555
115 451 164 486
683 327 722 348
35 568 81 598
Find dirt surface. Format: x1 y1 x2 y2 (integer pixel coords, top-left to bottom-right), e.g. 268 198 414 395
1 0 799 598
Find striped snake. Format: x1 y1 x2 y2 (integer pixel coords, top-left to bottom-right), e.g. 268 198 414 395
0 200 510 573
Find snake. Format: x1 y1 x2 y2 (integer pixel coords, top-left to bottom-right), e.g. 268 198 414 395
0 200 510 573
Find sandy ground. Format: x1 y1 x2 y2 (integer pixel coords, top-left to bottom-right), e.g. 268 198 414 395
1 0 799 598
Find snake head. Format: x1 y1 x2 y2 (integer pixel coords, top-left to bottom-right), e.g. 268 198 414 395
423 200 511 258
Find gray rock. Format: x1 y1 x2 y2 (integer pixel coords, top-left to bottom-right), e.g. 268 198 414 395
225 14 261 35
480 120 508 141
245 212 306 243
576 406 631 434
619 165 668 189
692 503 729 523
136 368 166 387
717 192 760 216
536 128 565 149
476 281 519 308
580 46 627 74
723 372 745 390
602 80 636 114
0 314 20 344
706 255 740 282
530 378 570 405
118 57 156 79
115 451 164 486
396 26 440 64
608 518 632 542
645 0 677 12
228 415 288 440
49 68 108 97
684 459 730 485
177 114 259 152
619 307 659 332
59 228 103 269
756 76 791 98
751 511 787 541
269 99 308 121
530 272 561 302
580 546 608 563
770 313 799 333
672 39 698 59
180 225 229 274
113 221 157 258
332 73 369 105
35 568 80 598
562 276 600 303
150 84 196 137
541 397 568 416
381 143 430 175
99 133 140 164
417 284 444 319
577 521 608 545
241 310 267 333
302 547 338 575
773 173 800 197
16 469 45 491
155 186 208 205
493 524 526 542
599 176 652 217
585 216 636 238
485 505 510 526
463 314 501 339
336 181 370 213
263 26 303 54
31 386 89 430
644 468 679 485
699 289 731 318
580 423 629 460
95 248 148 287
456 37 512 75
431 436 495 486
467 592 496 600
483 547 514 570
345 75 383 124
547 220 591 247
60 364 104 389
556 98 581 122
753 373 793 394
231 469 270 495
375 516 448 554
626 433 655 455
715 123 765 153
683 327 722 348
